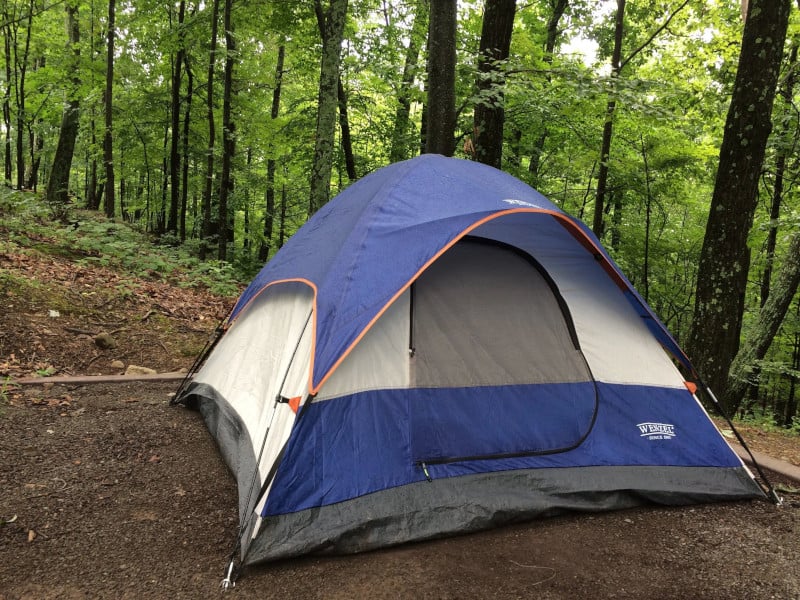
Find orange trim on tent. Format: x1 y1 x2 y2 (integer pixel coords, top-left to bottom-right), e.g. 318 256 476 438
556 221 629 289
684 381 698 395
309 207 622 394
225 277 320 398
228 209 678 399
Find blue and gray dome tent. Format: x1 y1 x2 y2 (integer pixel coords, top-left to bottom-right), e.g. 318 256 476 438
176 154 765 575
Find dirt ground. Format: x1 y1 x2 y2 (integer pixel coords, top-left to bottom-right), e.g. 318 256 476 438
2 237 800 599
0 379 798 600
1 380 799 600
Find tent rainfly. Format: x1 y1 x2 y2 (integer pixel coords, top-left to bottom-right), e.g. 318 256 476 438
175 154 767 582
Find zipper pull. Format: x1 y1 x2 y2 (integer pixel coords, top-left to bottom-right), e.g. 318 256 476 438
420 462 432 482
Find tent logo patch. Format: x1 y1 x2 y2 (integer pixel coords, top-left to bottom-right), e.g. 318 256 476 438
637 422 676 440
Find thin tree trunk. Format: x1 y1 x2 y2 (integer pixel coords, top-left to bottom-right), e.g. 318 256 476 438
159 127 168 233
279 169 287 249
200 0 220 260
180 53 193 242
2 14 12 185
591 0 691 238
259 44 284 263
528 0 568 183
640 135 653 302
786 307 800 427
46 2 81 212
103 0 116 218
424 0 456 156
747 42 799 407
167 0 186 235
309 0 348 216
88 116 100 209
26 117 42 190
472 0 516 169
725 228 800 412
389 0 428 163
337 77 356 181
217 0 235 261
761 42 798 306
15 0 34 190
591 0 624 238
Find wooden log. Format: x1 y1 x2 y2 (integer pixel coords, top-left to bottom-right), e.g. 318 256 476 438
8 372 189 386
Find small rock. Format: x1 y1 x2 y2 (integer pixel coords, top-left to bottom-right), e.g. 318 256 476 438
124 365 157 376
93 332 117 349
110 360 125 370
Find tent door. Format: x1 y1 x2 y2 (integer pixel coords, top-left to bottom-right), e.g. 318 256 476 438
409 238 598 464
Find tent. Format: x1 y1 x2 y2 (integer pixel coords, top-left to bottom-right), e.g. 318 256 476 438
176 154 765 572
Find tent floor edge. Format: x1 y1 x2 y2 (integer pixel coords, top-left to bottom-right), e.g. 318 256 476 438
244 464 764 565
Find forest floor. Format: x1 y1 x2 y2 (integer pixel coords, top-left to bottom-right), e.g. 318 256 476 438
2 222 800 599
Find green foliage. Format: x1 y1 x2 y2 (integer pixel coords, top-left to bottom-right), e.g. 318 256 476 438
1 0 797 429
1 190 245 298
736 406 800 436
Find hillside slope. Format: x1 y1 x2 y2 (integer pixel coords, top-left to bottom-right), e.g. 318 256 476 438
0 192 238 382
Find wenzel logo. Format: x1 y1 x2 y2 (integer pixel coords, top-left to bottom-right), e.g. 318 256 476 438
637 422 676 440
502 198 537 208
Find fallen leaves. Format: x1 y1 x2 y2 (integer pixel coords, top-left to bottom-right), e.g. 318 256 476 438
1 239 234 380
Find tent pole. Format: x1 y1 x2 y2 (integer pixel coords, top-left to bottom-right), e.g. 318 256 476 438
700 380 783 505
221 308 314 584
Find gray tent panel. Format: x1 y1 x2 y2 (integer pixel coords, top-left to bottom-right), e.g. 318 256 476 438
412 239 592 387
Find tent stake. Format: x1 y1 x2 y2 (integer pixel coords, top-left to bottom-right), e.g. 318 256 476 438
220 557 237 591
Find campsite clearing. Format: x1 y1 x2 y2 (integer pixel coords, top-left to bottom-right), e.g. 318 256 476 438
1 380 799 599
2 190 799 599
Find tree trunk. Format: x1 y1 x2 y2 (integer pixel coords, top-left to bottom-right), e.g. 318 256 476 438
590 0 691 238
528 0 568 183
259 44 284 264
15 0 34 190
159 127 168 233
309 0 348 216
591 0 624 239
45 2 81 212
785 308 800 428
2 14 12 185
640 135 653 302
103 0 116 218
279 169 287 249
724 228 800 412
88 116 100 210
337 77 356 181
26 118 43 190
389 0 428 163
217 0 235 261
200 0 220 260
747 42 799 407
180 53 193 242
688 0 791 409
167 0 186 235
472 0 516 169
762 42 798 306
424 0 456 156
